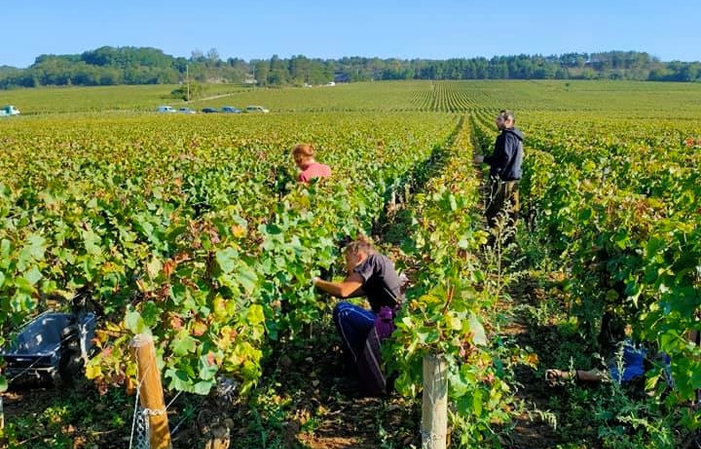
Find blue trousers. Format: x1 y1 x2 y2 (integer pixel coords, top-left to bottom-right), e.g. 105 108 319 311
332 302 375 366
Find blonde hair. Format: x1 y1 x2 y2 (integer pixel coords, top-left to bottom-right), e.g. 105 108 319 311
293 143 315 164
344 235 376 256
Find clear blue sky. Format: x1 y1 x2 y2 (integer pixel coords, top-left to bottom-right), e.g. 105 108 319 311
3 0 699 68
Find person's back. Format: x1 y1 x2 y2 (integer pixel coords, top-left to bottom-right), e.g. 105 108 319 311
474 110 524 238
352 252 402 312
292 143 331 183
490 127 524 181
298 162 331 183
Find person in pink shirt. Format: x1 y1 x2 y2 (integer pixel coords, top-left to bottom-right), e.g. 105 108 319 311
292 143 332 183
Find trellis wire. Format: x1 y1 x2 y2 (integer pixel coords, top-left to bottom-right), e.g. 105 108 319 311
134 406 151 449
128 360 182 449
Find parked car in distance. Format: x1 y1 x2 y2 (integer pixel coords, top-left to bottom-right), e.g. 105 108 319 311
156 105 176 113
0 104 20 117
221 106 241 113
201 107 218 113
178 107 196 114
244 105 269 113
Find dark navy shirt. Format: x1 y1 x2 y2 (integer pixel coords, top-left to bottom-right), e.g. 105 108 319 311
484 127 524 181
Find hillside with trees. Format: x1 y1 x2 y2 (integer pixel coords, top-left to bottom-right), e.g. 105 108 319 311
1 46 700 89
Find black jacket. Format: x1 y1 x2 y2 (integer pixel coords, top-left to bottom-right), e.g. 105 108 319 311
484 127 524 181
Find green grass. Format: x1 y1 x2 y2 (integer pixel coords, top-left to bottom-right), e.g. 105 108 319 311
3 79 701 117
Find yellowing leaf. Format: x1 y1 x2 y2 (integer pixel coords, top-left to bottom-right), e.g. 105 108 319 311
85 363 102 379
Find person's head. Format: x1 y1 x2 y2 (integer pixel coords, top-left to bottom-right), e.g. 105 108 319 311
343 236 376 272
293 143 316 170
598 311 627 353
495 110 515 130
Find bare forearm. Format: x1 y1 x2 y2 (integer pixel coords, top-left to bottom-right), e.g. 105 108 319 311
314 279 345 298
344 286 366 298
314 279 364 298
312 266 365 299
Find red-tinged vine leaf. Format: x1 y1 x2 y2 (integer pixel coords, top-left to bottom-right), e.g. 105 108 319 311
198 353 219 381
192 320 208 337
162 259 176 278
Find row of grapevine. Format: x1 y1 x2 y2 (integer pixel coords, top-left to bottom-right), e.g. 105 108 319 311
2 80 699 447
410 81 482 113
519 117 700 411
0 112 459 395
389 116 534 445
466 102 701 444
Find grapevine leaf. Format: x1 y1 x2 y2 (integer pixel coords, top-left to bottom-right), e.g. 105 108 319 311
198 354 219 381
247 304 265 326
146 257 162 280
172 331 198 356
165 368 191 391
237 264 258 293
124 309 148 335
23 266 43 286
25 233 47 260
85 362 102 379
82 228 102 255
192 380 214 395
215 248 239 274
468 314 487 346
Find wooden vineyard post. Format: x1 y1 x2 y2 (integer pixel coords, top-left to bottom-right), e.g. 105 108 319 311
421 353 448 449
130 333 172 449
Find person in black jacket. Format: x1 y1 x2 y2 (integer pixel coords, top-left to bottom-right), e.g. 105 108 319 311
474 110 524 240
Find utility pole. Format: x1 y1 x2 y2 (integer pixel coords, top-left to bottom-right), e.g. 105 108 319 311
186 64 190 102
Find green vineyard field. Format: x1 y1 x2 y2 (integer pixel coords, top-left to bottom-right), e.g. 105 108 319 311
0 80 699 448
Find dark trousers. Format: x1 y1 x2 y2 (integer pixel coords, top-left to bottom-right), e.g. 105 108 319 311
332 302 375 369
486 179 520 238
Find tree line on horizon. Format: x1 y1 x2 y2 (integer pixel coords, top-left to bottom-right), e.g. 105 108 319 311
1 46 700 89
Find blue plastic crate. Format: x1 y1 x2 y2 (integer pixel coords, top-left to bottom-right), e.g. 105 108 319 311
1 311 97 387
